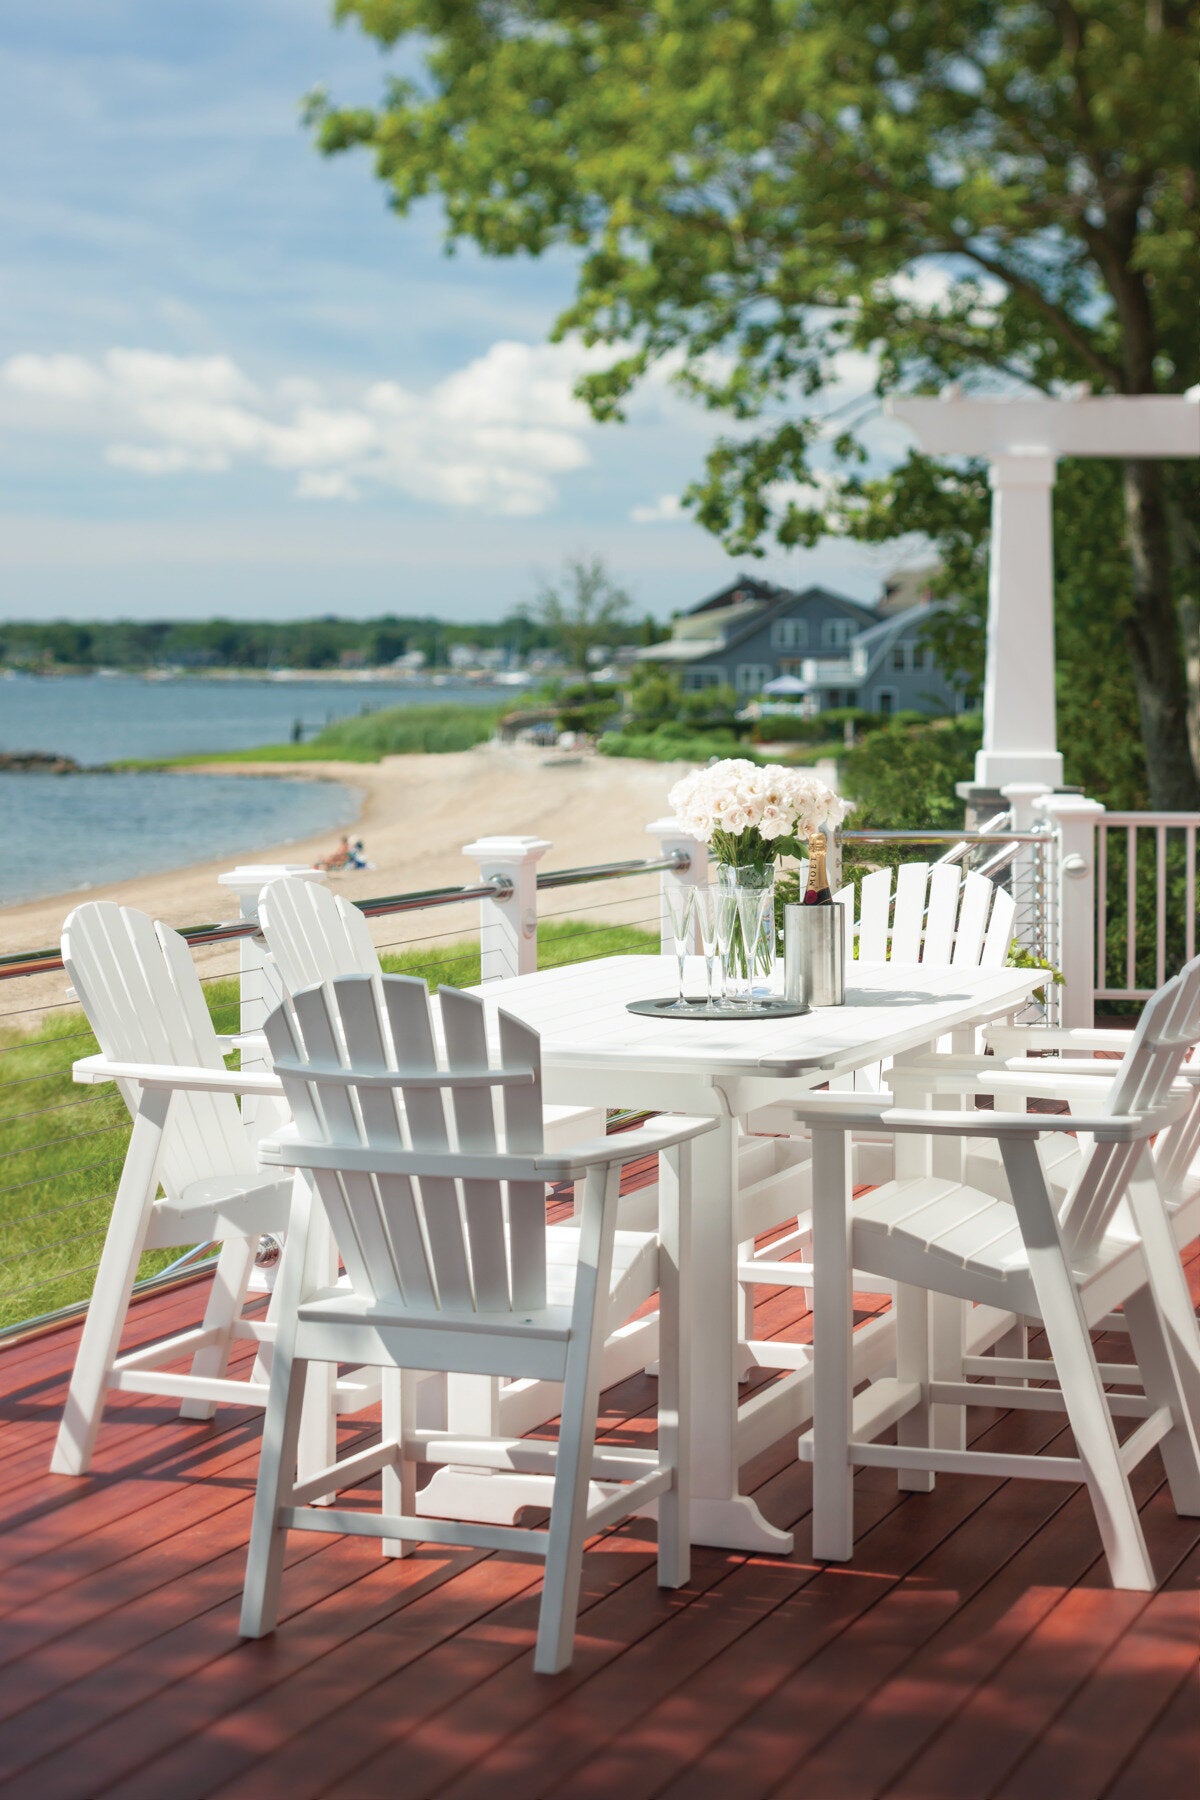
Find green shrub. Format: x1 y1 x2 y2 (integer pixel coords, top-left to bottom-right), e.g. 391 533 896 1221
753 707 882 745
132 702 508 766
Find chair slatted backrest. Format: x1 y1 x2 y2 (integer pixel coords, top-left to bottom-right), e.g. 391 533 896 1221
1157 1044 1200 1198
61 902 254 1198
258 876 380 996
262 974 548 1315
844 862 1016 970
1056 958 1200 1258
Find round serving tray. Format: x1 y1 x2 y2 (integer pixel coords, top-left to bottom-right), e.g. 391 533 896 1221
625 997 810 1021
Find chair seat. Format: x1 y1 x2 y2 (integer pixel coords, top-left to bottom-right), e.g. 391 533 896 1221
147 1171 295 1249
297 1224 659 1340
853 1177 1140 1299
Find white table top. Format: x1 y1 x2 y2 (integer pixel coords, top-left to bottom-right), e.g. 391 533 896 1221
476 955 1043 1085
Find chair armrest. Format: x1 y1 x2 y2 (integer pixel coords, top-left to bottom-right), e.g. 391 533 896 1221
258 1114 718 1183
216 1031 269 1055
901 1050 1118 1080
985 1025 1134 1055
72 1053 284 1097
531 1113 719 1179
789 1090 1189 1143
890 1054 1126 1105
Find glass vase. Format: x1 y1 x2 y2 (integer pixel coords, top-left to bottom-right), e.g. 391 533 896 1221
716 862 776 997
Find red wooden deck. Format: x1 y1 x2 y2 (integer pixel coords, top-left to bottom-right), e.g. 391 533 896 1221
1 1164 1196 1800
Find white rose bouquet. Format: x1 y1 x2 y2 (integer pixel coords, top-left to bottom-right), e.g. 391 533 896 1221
668 758 850 875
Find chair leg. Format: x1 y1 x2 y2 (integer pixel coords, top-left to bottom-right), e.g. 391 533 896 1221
994 1318 1029 1385
895 1283 935 1492
241 1174 317 1637
655 1141 692 1591
535 1163 618 1676
1032 1265 1155 1590
50 1090 169 1477
381 1368 419 1558
180 1235 258 1420
1123 1284 1200 1518
238 1341 310 1638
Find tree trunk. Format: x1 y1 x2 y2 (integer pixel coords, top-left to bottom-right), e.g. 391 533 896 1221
1121 457 1200 810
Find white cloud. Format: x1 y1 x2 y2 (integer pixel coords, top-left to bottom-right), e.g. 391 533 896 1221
0 339 611 516
295 470 359 501
631 492 685 525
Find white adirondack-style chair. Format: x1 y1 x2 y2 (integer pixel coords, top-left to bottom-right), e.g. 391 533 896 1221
967 1022 1200 1258
51 902 296 1475
889 1013 1200 1378
790 956 1200 1589
734 861 1018 1327
239 973 713 1674
258 875 606 1154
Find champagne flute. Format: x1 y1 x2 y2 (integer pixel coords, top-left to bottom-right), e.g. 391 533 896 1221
663 883 696 1011
692 886 729 1010
735 885 773 1006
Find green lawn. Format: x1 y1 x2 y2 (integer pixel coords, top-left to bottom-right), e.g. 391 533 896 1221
0 918 658 1330
115 700 508 769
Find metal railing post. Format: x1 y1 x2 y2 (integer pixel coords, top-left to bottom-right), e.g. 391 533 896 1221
1034 794 1106 1028
646 818 707 952
461 837 550 981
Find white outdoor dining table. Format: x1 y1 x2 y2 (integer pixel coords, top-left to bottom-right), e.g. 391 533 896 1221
468 953 1044 1557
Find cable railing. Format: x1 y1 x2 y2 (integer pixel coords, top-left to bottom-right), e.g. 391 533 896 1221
5 805 1195 1344
0 849 673 1339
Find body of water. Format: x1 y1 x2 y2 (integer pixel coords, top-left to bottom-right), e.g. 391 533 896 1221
0 674 498 910
0 769 359 907
0 672 501 765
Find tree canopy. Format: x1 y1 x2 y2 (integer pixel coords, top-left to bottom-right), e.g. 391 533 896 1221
528 553 634 670
312 0 1200 805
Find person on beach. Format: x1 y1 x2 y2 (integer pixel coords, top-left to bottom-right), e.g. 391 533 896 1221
314 836 353 872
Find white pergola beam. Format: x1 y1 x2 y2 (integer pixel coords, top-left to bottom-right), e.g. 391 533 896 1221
885 393 1200 793
888 395 1200 460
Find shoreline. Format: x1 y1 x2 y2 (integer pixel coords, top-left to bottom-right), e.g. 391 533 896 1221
0 744 689 1013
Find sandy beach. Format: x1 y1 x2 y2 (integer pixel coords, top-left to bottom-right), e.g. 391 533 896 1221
0 744 690 1012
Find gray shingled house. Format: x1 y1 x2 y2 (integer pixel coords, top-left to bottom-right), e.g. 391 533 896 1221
635 578 879 694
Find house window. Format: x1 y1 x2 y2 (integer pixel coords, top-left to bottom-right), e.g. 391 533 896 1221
770 618 808 651
685 667 722 689
912 644 931 670
821 618 854 649
874 687 898 716
891 644 908 671
735 663 773 694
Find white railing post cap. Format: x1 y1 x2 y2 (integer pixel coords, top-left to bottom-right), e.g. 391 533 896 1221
461 836 552 865
1032 794 1107 820
218 864 328 897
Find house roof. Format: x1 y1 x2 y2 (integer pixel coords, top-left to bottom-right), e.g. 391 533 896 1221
637 581 881 666
851 599 948 657
685 575 784 617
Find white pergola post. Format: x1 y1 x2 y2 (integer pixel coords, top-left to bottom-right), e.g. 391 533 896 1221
886 393 1200 796
983 457 1062 789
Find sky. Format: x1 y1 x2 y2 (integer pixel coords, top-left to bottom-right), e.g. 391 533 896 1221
0 1 921 624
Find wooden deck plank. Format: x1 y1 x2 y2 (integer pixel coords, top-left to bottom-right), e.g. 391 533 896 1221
530 1413 1099 1800
1099 1660 1200 1800
987 1537 1200 1800
0 1214 1192 1800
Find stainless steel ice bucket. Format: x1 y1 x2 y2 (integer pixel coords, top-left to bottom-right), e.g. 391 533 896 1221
783 902 846 1007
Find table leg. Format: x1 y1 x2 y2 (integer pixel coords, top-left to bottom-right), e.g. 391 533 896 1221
688 1115 793 1554
811 1123 854 1561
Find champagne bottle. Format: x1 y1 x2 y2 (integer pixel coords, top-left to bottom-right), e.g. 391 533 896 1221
803 832 833 905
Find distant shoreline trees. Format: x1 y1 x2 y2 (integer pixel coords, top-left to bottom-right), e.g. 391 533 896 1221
0 613 559 674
